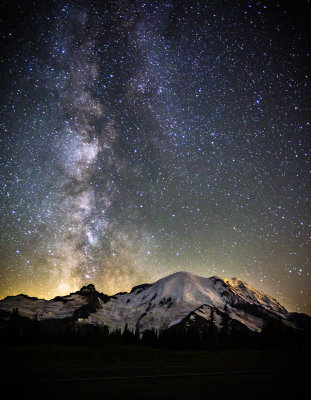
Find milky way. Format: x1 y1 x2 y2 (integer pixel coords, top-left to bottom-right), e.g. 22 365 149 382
0 0 310 313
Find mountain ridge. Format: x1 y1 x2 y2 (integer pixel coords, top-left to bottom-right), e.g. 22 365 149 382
0 271 310 334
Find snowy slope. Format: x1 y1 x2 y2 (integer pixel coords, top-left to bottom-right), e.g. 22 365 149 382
224 277 286 314
83 272 287 332
0 293 88 320
0 271 302 333
0 284 106 320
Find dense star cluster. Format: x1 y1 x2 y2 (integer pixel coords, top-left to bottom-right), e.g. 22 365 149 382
0 0 310 313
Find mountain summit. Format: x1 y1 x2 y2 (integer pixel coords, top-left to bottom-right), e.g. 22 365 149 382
0 271 309 334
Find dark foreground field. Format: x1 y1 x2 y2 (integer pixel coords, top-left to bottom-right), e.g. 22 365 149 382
1 346 309 399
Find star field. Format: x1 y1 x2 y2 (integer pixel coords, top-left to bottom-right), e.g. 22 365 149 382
0 0 310 313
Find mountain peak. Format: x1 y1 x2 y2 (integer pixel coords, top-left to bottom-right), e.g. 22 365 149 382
0 270 308 334
79 283 96 293
156 271 196 282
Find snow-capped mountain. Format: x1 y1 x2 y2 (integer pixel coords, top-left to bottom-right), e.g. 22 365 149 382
0 271 309 333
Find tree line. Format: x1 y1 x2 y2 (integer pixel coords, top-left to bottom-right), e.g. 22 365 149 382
1 307 309 351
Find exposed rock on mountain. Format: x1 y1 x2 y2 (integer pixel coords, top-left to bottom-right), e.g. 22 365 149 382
0 271 310 334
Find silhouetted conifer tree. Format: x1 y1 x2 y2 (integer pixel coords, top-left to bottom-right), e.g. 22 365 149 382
220 303 231 348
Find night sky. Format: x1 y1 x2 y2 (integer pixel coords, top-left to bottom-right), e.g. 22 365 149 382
0 0 310 313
